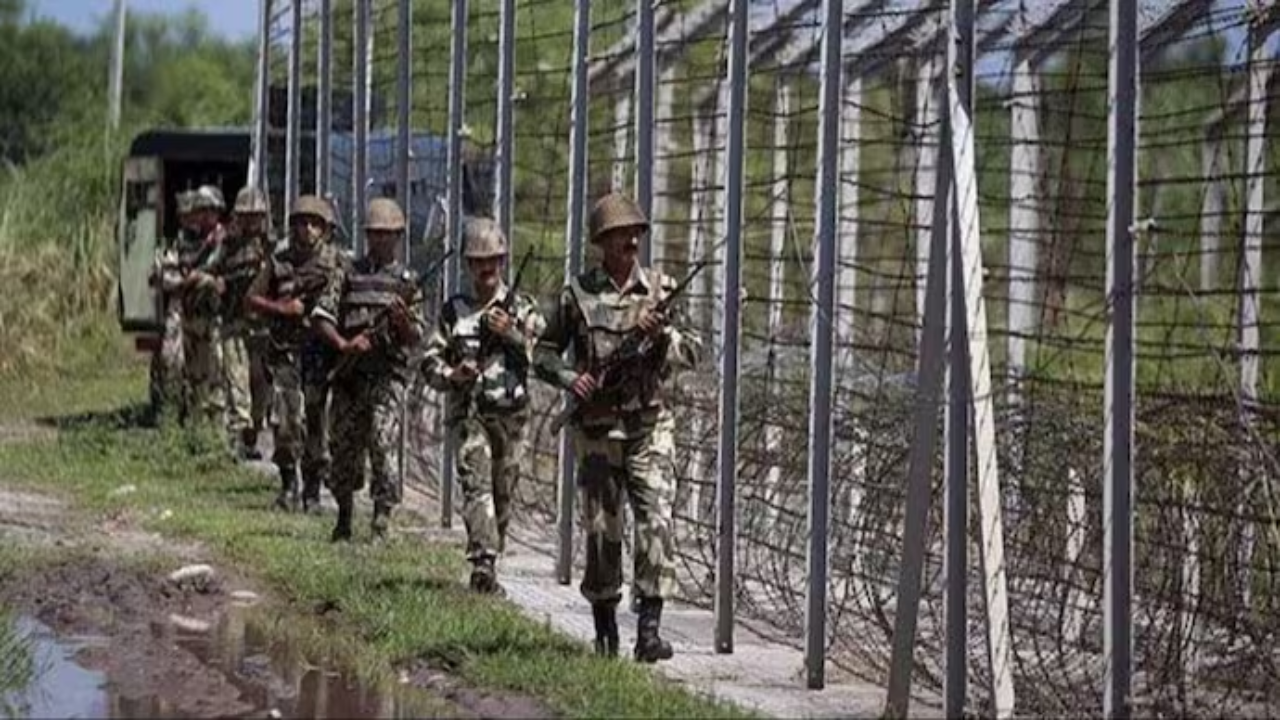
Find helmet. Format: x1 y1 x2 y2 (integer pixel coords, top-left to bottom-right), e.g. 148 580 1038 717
175 190 196 216
365 197 406 232
233 186 269 215
588 192 648 245
463 218 508 258
289 195 336 226
191 184 226 212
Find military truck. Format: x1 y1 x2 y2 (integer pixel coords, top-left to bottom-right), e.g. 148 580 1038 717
116 120 493 412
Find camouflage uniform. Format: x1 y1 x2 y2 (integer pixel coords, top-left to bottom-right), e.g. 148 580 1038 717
210 186 271 457
175 185 228 427
246 195 346 510
421 218 545 592
534 192 702 661
149 191 196 418
315 198 426 542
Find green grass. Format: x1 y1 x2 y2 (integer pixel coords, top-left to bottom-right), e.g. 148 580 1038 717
0 608 36 718
0 369 753 719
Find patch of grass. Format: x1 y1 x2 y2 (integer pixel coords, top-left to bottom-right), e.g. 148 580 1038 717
0 393 753 719
0 352 147 423
0 609 36 718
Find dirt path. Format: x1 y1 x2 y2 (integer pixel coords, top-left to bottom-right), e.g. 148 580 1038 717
0 480 552 719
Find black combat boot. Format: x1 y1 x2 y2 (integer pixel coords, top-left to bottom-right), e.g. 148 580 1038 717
273 466 298 512
300 472 323 515
633 597 674 663
591 598 620 658
331 494 353 543
370 503 392 541
468 557 504 596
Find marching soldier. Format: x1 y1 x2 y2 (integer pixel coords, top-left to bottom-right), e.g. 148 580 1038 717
533 192 702 662
149 190 197 419
176 184 229 427
209 186 272 459
314 198 426 543
421 218 544 594
246 195 346 511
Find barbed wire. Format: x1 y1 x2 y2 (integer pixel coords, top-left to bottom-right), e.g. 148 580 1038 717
252 0 1280 715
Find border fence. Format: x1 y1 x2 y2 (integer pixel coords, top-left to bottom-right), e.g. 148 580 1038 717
253 0 1280 716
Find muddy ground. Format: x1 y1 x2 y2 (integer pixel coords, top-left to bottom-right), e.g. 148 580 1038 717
0 465 553 718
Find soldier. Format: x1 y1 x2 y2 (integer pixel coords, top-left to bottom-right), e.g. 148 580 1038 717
534 192 702 662
176 184 229 428
149 190 196 419
313 198 425 543
421 218 544 594
246 195 346 511
209 186 272 459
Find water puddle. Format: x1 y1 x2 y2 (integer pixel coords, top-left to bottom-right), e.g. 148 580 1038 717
3 610 450 719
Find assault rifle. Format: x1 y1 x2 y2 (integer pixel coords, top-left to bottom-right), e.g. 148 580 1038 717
325 248 455 383
547 259 709 435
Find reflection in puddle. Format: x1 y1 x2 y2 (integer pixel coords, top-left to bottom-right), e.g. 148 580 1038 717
4 610 446 719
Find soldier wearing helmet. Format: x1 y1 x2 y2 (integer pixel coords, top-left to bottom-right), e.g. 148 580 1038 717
175 183 231 429
148 189 202 419
246 194 350 512
314 197 426 542
533 192 702 662
205 185 273 459
420 217 546 594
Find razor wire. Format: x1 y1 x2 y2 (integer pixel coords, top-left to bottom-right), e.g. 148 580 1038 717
262 0 1280 716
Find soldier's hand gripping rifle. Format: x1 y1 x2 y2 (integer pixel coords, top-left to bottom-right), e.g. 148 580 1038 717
325 248 456 384
547 259 709 435
475 248 535 360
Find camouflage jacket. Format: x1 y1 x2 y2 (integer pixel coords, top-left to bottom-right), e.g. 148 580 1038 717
422 284 546 422
247 241 348 353
154 227 222 319
313 255 427 382
534 263 701 438
208 231 269 329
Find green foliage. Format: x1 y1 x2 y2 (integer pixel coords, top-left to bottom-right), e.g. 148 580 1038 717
0 1 253 377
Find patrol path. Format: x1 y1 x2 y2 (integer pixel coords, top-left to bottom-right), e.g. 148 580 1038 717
396 482 941 719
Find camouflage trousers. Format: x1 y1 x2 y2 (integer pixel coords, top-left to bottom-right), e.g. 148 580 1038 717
220 328 271 437
269 349 330 486
327 374 404 509
574 411 678 603
182 317 224 426
151 300 185 415
453 410 529 561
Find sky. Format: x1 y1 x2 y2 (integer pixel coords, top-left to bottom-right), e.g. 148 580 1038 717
27 0 258 40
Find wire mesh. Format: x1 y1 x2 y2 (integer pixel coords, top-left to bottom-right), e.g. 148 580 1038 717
270 0 1280 716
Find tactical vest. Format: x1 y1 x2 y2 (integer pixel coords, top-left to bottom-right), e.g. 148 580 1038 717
443 290 530 414
337 260 416 377
220 236 266 322
568 269 666 413
269 248 330 349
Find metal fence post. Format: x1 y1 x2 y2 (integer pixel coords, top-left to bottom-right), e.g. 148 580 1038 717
496 0 516 250
1237 9 1274 613
353 0 372 255
945 0 973 712
804 0 843 691
285 0 302 221
252 0 272 191
634 0 654 266
1104 0 1137 715
317 0 333 197
442 0 469 528
714 0 749 656
396 0 413 490
886 71 952 720
557 0 591 585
